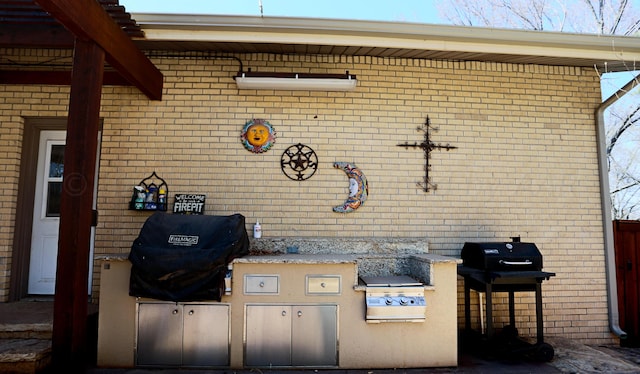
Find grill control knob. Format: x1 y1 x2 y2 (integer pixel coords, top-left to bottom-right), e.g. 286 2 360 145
385 298 393 305
400 298 409 306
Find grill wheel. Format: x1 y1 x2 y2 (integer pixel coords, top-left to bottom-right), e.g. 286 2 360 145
535 343 555 362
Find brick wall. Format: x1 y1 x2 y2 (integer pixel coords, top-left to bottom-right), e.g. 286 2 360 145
0 49 612 343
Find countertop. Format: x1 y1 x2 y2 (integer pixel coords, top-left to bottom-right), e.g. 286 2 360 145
96 252 460 264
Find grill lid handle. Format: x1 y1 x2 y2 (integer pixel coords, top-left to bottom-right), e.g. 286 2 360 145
498 260 532 266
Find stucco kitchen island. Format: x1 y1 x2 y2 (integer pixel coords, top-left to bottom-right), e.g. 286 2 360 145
96 246 460 369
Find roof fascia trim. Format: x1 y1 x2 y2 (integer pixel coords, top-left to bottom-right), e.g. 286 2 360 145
140 28 637 64
132 13 640 53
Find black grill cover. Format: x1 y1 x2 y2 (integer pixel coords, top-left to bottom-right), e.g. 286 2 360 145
129 212 250 302
461 242 543 271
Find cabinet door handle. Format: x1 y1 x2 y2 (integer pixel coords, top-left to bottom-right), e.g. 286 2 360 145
172 309 179 315
188 310 194 315
281 310 287 317
297 310 303 317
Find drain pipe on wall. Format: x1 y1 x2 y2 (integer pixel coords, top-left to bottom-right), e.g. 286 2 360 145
595 73 640 340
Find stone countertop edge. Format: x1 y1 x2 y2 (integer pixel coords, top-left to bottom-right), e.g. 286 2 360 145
409 253 462 264
95 253 461 264
233 254 358 264
234 253 461 264
96 253 129 261
94 253 359 263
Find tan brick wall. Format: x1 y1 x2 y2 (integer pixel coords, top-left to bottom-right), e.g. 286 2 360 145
0 116 21 301
0 49 613 343
0 49 75 300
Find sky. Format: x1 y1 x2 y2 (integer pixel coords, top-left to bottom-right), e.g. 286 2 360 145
121 0 637 98
121 0 446 24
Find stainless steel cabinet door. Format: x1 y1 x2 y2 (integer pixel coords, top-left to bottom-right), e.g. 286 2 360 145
245 304 337 367
291 305 337 366
137 303 183 366
183 304 230 366
245 305 292 366
137 302 230 367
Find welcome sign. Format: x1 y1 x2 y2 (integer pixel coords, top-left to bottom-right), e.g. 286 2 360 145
173 194 206 215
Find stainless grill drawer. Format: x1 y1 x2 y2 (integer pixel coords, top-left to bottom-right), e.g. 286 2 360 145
306 275 341 295
244 274 279 295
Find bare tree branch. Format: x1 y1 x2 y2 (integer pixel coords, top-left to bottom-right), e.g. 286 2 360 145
607 105 640 155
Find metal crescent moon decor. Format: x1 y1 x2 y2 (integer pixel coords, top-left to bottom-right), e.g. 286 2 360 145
240 118 276 153
333 162 368 213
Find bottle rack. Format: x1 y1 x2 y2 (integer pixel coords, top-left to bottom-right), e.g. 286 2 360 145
129 171 168 211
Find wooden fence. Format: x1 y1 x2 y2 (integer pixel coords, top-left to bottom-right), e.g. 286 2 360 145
613 220 640 346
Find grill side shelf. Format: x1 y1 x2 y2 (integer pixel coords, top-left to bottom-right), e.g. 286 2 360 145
457 266 555 287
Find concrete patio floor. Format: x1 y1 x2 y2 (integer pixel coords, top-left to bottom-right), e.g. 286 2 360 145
1 301 639 373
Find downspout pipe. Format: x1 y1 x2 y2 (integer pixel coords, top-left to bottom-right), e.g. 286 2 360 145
595 73 640 339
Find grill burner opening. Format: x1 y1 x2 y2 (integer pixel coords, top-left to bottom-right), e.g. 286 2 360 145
360 275 422 287
361 275 426 323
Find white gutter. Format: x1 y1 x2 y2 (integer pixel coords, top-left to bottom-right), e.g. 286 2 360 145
596 73 640 339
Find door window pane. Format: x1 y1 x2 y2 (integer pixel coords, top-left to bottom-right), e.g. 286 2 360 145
46 182 62 217
45 143 64 217
49 145 64 178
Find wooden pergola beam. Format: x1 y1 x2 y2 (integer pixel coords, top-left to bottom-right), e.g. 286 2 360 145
0 70 134 86
51 38 105 369
35 0 163 100
17 0 163 368
0 24 74 47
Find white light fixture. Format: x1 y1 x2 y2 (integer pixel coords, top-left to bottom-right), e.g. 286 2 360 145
234 71 357 91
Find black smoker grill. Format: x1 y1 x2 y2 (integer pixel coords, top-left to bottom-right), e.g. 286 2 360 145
128 212 250 302
458 240 555 362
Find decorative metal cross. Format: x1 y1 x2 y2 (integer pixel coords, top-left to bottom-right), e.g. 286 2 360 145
397 116 457 192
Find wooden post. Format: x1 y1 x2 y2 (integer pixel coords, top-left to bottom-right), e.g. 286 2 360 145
52 38 104 370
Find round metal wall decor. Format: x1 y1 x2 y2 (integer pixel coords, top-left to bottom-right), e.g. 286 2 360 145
241 118 276 153
280 143 318 181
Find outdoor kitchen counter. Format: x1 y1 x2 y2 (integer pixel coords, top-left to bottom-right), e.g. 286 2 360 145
233 253 459 264
233 253 460 289
232 253 359 264
96 252 460 369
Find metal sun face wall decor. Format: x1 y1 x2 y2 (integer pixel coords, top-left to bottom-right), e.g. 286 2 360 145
241 118 276 153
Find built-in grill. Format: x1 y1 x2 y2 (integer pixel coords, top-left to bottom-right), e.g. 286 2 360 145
360 275 426 323
128 212 250 302
458 240 556 362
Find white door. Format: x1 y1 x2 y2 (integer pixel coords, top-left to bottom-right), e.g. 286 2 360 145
28 130 97 295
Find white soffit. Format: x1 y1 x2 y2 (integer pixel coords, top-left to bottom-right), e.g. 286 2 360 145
132 14 640 70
